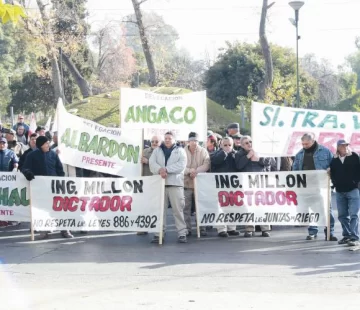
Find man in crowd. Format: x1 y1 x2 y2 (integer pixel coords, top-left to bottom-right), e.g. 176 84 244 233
293 133 337 241
13 114 29 133
232 133 242 151
19 133 37 171
226 123 240 139
6 129 26 158
22 136 73 239
137 135 162 236
235 135 272 237
0 137 19 227
35 126 46 137
184 132 210 236
206 133 218 155
149 131 188 243
330 140 360 247
16 125 28 145
210 137 240 237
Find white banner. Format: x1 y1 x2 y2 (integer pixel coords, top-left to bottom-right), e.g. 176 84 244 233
251 101 360 156
30 176 164 232
120 88 207 141
0 172 30 222
195 171 328 226
57 99 142 177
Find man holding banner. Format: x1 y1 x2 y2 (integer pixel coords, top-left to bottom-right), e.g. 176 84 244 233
293 133 337 241
149 131 188 243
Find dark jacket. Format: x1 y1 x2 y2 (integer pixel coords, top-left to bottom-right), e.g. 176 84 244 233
330 152 360 192
0 149 18 172
210 149 237 173
19 147 34 172
23 148 65 177
235 148 273 172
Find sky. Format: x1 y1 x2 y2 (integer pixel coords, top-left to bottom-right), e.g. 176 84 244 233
86 0 360 68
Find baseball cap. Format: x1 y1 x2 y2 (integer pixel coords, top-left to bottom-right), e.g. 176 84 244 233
0 137 7 143
337 139 349 146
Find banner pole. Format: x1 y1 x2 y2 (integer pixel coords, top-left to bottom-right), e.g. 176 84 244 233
158 178 165 245
194 177 201 238
29 184 35 241
141 129 144 176
327 175 331 242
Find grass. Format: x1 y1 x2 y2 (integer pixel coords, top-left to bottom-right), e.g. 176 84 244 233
63 87 249 134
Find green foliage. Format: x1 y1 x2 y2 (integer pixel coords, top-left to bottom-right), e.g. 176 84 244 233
335 91 360 112
205 42 318 109
347 51 360 89
9 72 55 115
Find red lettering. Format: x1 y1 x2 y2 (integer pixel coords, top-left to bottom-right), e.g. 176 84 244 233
110 196 121 211
53 196 64 211
233 191 244 206
286 131 308 155
80 197 90 211
275 191 286 205
318 132 344 154
255 191 265 206
350 133 360 154
218 191 229 207
99 196 111 212
265 191 275 205
286 191 298 206
244 191 254 206
89 197 100 211
68 197 79 212
121 196 132 211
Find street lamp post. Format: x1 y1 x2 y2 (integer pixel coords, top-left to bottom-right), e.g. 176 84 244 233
289 1 304 108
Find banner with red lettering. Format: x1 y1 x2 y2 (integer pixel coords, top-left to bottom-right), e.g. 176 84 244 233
30 175 164 232
251 101 360 156
57 99 143 177
195 171 328 226
0 172 30 222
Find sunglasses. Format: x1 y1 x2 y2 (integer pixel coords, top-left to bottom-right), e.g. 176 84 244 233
245 141 252 145
151 140 159 143
223 144 232 147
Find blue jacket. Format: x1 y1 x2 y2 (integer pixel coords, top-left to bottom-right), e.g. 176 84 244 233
292 144 333 171
23 148 65 177
0 149 18 172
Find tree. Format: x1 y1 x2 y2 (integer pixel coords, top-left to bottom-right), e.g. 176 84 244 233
91 22 136 92
130 0 157 86
0 0 26 24
204 42 317 109
258 0 275 100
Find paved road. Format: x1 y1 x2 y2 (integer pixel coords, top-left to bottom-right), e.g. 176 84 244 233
1 194 360 310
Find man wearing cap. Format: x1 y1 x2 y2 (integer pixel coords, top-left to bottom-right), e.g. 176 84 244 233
184 132 210 236
149 131 188 243
293 133 337 241
19 133 38 172
22 136 73 239
207 133 218 155
226 123 240 138
13 114 30 133
330 140 360 247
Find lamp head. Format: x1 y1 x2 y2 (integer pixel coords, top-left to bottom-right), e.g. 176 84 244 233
289 1 304 11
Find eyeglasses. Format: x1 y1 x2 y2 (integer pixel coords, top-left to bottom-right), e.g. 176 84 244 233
151 140 159 143
245 141 252 145
223 144 232 147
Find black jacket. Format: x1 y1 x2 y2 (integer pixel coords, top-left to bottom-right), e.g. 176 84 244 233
210 149 237 173
330 152 360 192
23 148 65 177
19 147 34 172
235 148 274 172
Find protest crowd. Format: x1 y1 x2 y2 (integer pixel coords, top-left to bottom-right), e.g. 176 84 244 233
1 110 360 248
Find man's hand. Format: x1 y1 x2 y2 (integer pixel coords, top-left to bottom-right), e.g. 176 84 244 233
190 169 198 179
251 155 259 162
159 167 167 179
141 156 149 164
247 150 254 159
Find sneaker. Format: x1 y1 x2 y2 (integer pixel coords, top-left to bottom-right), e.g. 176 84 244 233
61 232 74 239
244 231 253 238
228 230 240 236
338 237 351 245
218 231 229 238
262 231 270 237
200 229 207 237
178 235 187 243
348 239 360 247
306 234 317 240
328 235 338 242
